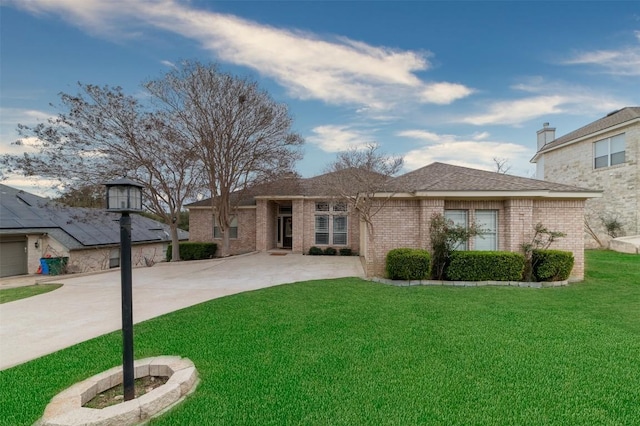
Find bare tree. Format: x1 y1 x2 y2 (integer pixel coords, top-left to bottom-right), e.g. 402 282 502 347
145 61 304 256
1 84 201 261
54 184 105 208
492 157 512 174
323 143 403 272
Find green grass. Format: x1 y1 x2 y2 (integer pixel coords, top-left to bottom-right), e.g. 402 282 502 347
1 250 638 425
0 284 62 304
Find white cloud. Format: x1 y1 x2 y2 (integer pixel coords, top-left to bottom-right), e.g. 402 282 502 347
398 130 533 176
462 95 567 126
0 174 62 197
0 108 54 155
562 33 640 76
397 130 456 143
460 78 625 126
307 125 372 152
6 0 474 110
419 82 475 105
472 131 490 140
160 60 176 68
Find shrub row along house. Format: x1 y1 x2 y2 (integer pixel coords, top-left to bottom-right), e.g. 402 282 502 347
188 162 600 281
0 184 188 277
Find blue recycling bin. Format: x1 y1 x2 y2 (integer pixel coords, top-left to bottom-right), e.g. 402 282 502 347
40 258 50 275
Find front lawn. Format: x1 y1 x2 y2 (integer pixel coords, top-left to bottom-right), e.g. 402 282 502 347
0 284 62 304
1 250 638 425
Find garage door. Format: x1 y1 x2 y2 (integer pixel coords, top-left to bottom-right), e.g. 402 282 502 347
0 237 28 277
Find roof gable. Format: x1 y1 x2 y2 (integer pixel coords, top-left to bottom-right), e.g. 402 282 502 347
537 107 640 154
187 168 387 207
384 162 596 193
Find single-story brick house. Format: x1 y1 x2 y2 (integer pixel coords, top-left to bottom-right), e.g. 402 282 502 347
0 184 188 277
187 162 601 280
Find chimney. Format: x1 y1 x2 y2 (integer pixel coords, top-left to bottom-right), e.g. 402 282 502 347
536 122 555 150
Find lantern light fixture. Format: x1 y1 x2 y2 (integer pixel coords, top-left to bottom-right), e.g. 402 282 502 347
104 177 144 213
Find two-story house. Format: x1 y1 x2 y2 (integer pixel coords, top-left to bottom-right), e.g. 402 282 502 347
531 107 640 246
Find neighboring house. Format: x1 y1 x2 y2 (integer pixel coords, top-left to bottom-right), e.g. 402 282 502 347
188 162 600 281
0 184 188 277
531 107 640 245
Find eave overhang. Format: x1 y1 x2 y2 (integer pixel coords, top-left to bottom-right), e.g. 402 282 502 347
531 117 640 163
373 190 602 199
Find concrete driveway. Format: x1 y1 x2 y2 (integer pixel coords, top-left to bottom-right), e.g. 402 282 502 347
0 252 364 370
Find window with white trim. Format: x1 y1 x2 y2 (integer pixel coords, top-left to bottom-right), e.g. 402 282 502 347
315 215 329 244
594 134 625 169
315 202 348 245
474 210 498 251
444 210 468 251
214 215 238 239
109 248 120 268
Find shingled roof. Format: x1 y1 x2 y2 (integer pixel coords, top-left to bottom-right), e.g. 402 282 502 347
537 107 640 154
188 162 598 208
383 162 597 194
187 168 386 207
0 184 188 248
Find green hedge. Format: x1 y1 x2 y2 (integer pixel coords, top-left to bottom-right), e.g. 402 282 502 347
339 248 353 256
386 248 431 280
532 249 574 281
166 242 217 261
446 251 525 281
324 247 337 256
309 246 323 255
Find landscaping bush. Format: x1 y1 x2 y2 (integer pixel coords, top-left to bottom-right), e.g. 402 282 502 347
446 251 525 281
386 248 431 280
308 246 323 256
532 249 574 281
324 247 337 256
166 242 217 261
339 248 353 256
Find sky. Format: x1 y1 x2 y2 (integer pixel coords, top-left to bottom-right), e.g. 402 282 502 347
1 0 639 196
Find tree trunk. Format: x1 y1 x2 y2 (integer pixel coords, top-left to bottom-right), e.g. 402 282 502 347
170 223 181 262
366 219 377 277
221 229 231 257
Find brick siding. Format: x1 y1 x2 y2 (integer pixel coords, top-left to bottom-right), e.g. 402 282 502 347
190 195 588 281
189 206 256 255
363 197 587 281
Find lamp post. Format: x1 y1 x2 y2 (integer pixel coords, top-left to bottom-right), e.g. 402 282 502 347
104 178 144 401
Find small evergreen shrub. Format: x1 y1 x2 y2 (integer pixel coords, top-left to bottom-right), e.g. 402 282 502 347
308 246 323 255
166 242 217 261
446 251 525 281
386 248 431 280
324 247 337 256
339 248 353 256
532 249 574 281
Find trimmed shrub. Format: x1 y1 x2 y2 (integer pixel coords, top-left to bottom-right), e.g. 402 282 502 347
532 249 574 281
166 242 217 261
308 246 323 256
446 251 525 281
386 248 431 280
339 248 353 256
324 247 337 256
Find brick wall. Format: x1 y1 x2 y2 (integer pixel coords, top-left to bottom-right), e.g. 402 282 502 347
366 199 421 277
364 197 587 280
301 199 361 255
542 122 639 244
533 199 586 280
188 206 256 255
188 208 213 242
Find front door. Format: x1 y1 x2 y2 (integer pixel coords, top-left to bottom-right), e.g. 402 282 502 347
283 216 293 248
